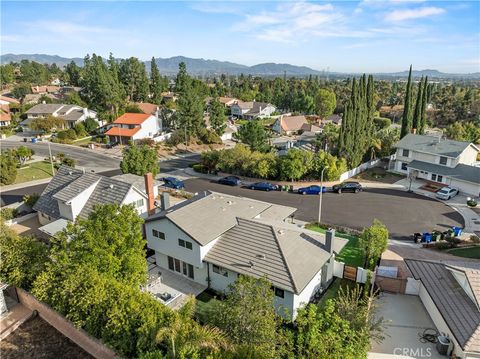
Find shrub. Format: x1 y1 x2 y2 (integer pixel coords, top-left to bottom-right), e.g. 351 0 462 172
467 199 477 207
23 193 39 208
1 208 18 220
197 128 222 144
435 241 453 250
137 138 155 147
470 234 480 244
192 163 208 173
166 130 185 146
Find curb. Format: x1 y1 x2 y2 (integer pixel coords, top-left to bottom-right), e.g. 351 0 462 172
0 177 52 192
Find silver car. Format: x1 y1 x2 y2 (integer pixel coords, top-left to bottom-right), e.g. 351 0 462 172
435 187 459 200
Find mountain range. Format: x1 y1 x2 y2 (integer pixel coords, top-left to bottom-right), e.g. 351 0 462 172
1 53 479 79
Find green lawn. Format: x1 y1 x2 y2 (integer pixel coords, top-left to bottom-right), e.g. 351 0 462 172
72 136 93 146
306 225 365 267
195 291 222 324
318 278 355 308
446 246 480 259
15 161 54 184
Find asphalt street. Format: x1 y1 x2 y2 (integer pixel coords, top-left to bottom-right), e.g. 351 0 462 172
183 178 464 240
0 138 120 170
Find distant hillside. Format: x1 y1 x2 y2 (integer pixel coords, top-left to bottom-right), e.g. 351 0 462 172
1 53 479 79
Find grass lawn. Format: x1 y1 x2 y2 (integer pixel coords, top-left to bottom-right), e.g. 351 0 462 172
14 161 54 184
446 246 480 259
318 278 355 308
195 290 222 324
72 136 93 146
306 225 365 267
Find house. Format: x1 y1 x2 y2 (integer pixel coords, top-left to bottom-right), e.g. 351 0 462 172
0 95 20 106
144 191 347 319
393 134 480 195
204 115 237 141
230 100 276 120
134 102 159 115
405 259 480 359
218 97 238 107
31 85 60 95
21 103 98 131
161 92 177 102
0 105 11 127
273 115 308 135
105 112 163 144
33 166 158 236
324 114 342 125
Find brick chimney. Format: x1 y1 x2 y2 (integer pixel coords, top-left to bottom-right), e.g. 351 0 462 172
144 172 155 215
325 229 335 254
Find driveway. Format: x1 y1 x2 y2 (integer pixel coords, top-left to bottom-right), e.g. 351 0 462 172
183 178 464 240
369 293 443 359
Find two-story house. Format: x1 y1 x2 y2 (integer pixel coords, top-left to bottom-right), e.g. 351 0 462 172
230 100 276 120
393 134 480 195
21 103 99 131
105 113 163 144
33 166 159 236
144 191 347 319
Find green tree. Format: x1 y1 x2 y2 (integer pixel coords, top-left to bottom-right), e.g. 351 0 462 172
0 150 18 184
314 122 339 153
445 122 480 143
0 221 48 290
120 144 159 177
176 80 206 140
359 219 389 270
278 148 313 181
29 116 65 133
209 96 227 135
418 77 429 134
175 62 189 95
11 83 32 100
315 89 336 118
210 275 282 358
0 64 15 84
83 117 99 133
412 76 424 132
234 120 269 152
16 146 33 165
119 57 150 102
65 91 87 107
64 61 83 86
150 57 164 104
400 65 414 138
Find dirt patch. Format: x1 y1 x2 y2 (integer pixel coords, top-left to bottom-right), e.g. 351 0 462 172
157 143 224 158
0 316 93 359
353 168 405 184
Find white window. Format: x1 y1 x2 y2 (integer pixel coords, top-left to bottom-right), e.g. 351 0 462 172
212 264 228 277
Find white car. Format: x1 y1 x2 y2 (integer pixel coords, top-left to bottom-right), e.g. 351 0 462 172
435 187 459 200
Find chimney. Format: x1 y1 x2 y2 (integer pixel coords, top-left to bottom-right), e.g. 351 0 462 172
144 172 155 215
83 108 88 117
411 128 417 134
160 192 170 211
325 229 335 254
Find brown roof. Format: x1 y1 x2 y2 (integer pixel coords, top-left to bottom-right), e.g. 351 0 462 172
113 113 151 125
135 102 158 115
281 115 308 132
105 126 140 137
300 123 322 133
31 85 60 94
0 95 20 104
405 259 480 353
0 104 11 121
218 97 237 105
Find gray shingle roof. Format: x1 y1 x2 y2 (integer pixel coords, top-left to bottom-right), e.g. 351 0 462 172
408 160 480 184
395 134 475 158
145 191 296 246
204 217 347 294
113 173 162 193
33 166 137 221
25 103 64 114
405 259 480 353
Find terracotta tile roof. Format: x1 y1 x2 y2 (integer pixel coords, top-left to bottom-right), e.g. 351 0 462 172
113 113 151 125
0 96 20 104
281 115 308 132
135 102 158 115
0 104 11 121
105 126 140 137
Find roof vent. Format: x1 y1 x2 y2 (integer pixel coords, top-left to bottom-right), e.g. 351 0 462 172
227 200 234 205
256 254 266 260
278 229 285 235
248 261 254 268
68 171 73 175
249 205 254 209
109 184 114 189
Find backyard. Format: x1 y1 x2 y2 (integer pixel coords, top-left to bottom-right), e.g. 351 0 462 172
14 161 53 184
195 290 222 324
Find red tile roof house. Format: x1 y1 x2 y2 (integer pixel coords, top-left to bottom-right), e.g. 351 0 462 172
0 104 11 127
105 113 163 144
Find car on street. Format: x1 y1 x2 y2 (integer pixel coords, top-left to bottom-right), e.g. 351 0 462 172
218 176 241 186
248 182 278 191
332 181 362 194
297 185 327 195
435 186 459 200
162 176 185 189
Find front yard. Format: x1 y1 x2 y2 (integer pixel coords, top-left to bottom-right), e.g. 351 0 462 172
14 161 53 184
353 167 404 184
306 225 365 267
445 246 480 259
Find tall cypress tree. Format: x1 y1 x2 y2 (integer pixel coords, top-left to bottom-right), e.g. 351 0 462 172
412 76 424 132
150 57 163 104
400 65 413 138
419 76 428 134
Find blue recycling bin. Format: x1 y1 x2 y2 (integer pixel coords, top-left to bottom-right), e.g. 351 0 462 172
422 232 432 243
31 138 37 143
452 226 462 237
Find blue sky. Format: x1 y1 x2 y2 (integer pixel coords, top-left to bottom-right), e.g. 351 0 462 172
1 1 479 73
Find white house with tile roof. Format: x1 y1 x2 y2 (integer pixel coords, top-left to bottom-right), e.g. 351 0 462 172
144 191 347 319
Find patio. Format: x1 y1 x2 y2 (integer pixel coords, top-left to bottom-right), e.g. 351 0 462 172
369 293 444 359
144 256 207 310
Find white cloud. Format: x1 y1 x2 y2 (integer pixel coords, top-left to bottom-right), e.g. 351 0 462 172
385 6 445 21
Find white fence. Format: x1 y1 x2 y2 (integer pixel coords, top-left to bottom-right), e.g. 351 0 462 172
333 260 372 284
338 155 395 182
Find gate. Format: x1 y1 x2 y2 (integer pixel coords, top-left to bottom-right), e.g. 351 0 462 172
343 265 358 282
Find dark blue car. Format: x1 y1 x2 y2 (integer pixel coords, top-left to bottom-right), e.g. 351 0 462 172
162 177 185 189
218 176 241 186
248 182 278 191
298 185 327 195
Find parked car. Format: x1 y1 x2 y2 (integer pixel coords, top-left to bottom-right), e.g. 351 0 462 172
106 141 119 149
332 181 362 194
162 176 185 189
218 176 241 186
435 186 459 200
248 182 278 191
298 185 327 195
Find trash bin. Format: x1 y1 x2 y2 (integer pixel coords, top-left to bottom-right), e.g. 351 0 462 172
413 232 422 243
452 226 462 237
432 231 442 242
23 137 27 142
31 138 37 143
422 232 432 243
436 336 450 356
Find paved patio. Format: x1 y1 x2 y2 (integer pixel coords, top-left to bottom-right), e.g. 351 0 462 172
144 257 206 310
369 293 443 359
9 216 50 241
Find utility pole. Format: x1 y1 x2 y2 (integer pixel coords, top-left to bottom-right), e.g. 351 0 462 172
318 166 329 224
47 141 55 176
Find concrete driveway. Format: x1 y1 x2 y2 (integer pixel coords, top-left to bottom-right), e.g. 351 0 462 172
183 178 464 240
370 293 443 359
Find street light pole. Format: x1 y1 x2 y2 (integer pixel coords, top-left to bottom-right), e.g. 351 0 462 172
318 166 329 224
47 140 55 176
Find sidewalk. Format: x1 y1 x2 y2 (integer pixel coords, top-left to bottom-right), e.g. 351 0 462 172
0 177 52 192
394 178 480 234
